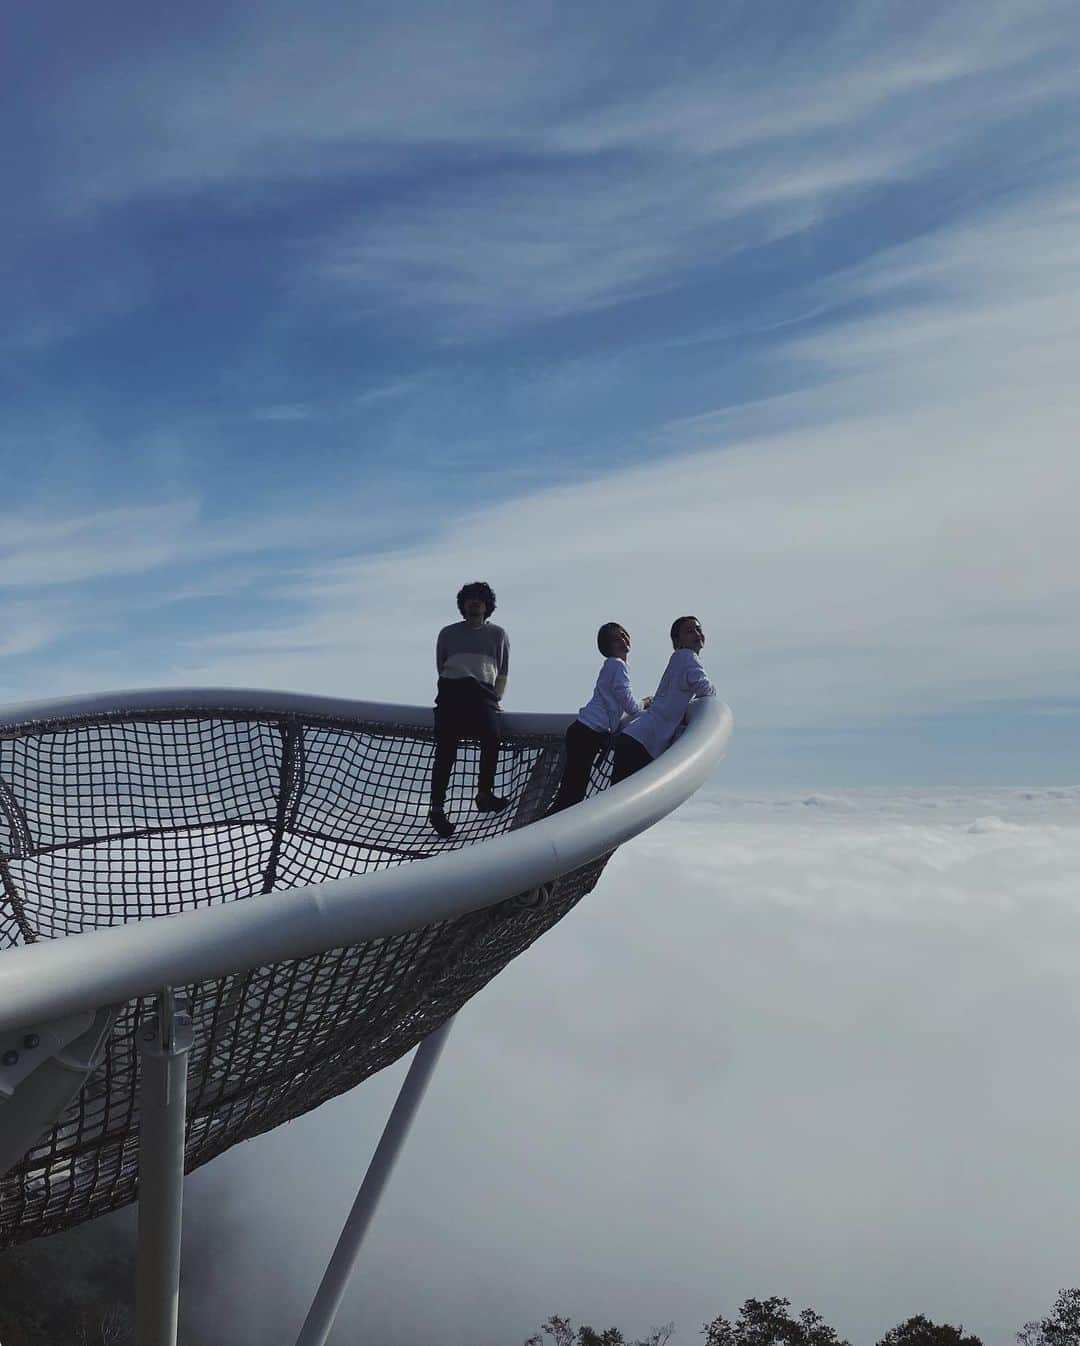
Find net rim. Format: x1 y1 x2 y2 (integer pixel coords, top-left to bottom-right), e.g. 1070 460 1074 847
0 686 572 738
0 690 733 1034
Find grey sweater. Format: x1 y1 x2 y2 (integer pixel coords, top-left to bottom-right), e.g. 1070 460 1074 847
436 621 510 700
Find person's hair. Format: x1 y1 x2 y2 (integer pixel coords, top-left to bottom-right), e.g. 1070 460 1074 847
596 622 628 657
456 581 497 618
670 615 703 648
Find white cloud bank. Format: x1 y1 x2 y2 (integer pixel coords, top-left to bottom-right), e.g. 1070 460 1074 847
187 784 1080 1345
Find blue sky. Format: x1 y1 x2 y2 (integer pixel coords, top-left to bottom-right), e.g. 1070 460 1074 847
3 0 1080 782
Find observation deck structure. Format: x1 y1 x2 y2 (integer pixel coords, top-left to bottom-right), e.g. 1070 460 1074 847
0 687 733 1345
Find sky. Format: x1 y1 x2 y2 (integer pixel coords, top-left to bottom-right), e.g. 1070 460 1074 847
4 3 1080 1340
2 0 1079 783
178 783 1080 1346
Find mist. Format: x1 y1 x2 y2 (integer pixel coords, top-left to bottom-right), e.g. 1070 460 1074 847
172 782 1080 1345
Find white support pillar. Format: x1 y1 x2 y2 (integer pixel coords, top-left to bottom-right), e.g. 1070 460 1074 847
136 988 193 1346
295 1015 455 1346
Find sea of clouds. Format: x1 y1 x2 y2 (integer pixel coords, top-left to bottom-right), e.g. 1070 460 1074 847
184 782 1080 1346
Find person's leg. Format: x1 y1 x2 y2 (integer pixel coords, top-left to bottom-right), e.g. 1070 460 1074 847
429 685 463 837
430 730 459 809
476 732 500 798
472 692 508 812
610 732 653 786
547 720 606 814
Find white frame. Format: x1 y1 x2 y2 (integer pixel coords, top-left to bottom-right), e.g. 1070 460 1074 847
0 686 733 1346
0 689 733 1033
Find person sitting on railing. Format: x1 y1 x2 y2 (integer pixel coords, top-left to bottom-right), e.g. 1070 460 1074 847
429 580 510 839
546 622 652 816
610 616 715 785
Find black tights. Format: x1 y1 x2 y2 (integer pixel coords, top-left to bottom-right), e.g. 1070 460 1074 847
610 731 653 786
547 719 608 814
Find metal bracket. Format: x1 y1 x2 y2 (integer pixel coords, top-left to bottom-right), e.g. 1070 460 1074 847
0 1006 117 1179
138 991 194 1109
0 1009 101 1101
515 880 556 910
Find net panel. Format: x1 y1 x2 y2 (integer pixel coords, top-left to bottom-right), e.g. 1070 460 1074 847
0 704 617 1245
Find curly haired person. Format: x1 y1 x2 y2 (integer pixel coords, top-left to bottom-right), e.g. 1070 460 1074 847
428 581 510 839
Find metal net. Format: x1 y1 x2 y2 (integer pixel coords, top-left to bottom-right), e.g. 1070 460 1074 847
0 702 616 1245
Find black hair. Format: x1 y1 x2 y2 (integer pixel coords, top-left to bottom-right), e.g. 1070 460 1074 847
597 622 629 657
456 581 497 618
670 615 703 648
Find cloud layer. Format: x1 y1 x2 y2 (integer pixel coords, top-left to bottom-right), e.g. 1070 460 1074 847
184 784 1080 1344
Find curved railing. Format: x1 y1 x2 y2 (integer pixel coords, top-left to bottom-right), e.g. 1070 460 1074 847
0 687 733 1242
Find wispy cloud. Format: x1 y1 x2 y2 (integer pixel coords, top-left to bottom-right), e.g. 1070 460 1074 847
10 0 1076 344
2 0 1078 783
307 1 1080 333
151 168 1080 737
0 502 199 589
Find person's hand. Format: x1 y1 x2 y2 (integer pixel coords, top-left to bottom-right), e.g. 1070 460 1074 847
642 696 653 709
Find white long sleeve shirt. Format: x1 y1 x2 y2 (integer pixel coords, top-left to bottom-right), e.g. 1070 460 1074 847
622 648 716 759
578 657 644 734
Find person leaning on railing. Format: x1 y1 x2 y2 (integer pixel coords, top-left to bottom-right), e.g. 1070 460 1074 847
610 615 716 785
546 621 652 816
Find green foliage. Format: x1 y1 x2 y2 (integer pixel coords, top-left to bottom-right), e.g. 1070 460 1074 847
703 1296 850 1346
526 1314 673 1346
1017 1289 1080 1346
529 1293 1079 1346
875 1314 982 1346
0 1217 134 1346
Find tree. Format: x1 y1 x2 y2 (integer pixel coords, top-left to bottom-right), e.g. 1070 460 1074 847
0 1216 135 1346
1017 1289 1080 1346
526 1315 673 1346
876 1315 982 1346
703 1296 850 1346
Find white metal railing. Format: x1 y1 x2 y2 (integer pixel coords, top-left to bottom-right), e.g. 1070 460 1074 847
0 690 733 1034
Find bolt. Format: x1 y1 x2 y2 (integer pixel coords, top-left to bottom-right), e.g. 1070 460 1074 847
2 1049 18 1067
141 1027 157 1042
23 1033 40 1050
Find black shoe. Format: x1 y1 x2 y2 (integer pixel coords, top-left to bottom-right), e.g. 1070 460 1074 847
474 791 510 814
428 807 455 838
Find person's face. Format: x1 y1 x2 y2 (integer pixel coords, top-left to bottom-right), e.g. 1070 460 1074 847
676 618 704 653
610 627 630 659
462 595 487 624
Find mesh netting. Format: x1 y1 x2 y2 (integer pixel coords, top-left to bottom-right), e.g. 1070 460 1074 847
0 702 617 1245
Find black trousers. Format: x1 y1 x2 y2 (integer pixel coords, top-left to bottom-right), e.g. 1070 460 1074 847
547 719 609 815
610 731 653 786
430 678 501 807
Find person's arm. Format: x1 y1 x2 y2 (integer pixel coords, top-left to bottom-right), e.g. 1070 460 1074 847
609 659 643 717
494 631 509 701
685 652 716 699
436 628 447 677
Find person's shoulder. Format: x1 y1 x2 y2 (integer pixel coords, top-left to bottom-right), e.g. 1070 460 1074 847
602 656 627 673
485 622 508 640
438 620 466 638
